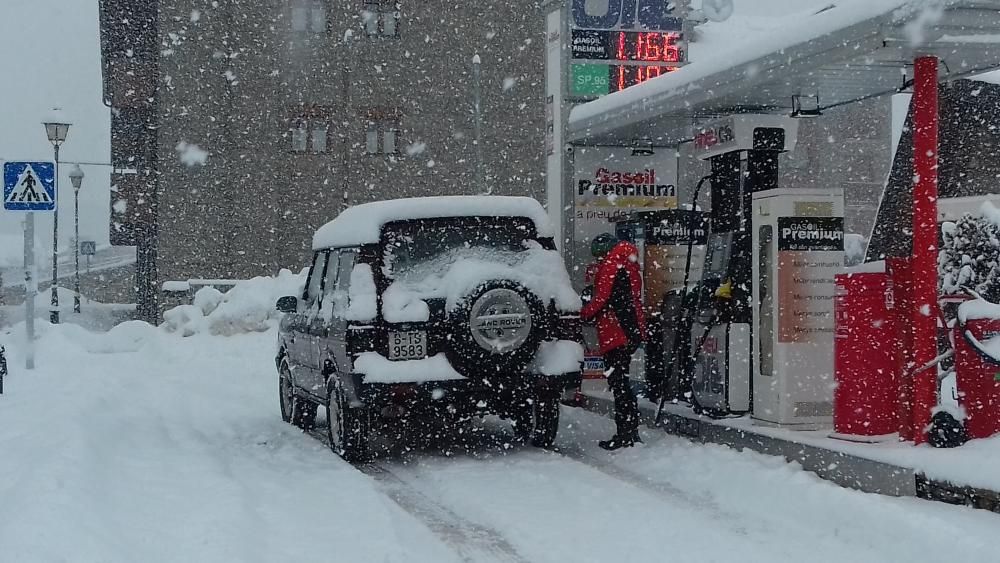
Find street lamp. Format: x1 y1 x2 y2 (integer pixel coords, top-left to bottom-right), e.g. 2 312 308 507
69 164 84 314
472 54 487 195
43 111 71 324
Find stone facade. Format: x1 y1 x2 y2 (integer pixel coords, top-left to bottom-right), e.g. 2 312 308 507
154 0 547 286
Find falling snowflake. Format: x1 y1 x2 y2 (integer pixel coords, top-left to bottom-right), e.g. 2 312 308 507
176 142 209 166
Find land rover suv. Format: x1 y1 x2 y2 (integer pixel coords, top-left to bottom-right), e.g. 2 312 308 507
275 196 583 461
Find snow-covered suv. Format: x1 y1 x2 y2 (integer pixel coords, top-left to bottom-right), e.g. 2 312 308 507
275 196 583 461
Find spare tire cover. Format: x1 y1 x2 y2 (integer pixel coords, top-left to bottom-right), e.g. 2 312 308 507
447 280 545 376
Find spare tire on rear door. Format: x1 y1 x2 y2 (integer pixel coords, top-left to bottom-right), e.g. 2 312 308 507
447 280 546 377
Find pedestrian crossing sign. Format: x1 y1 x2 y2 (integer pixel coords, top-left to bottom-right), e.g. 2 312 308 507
4 161 56 212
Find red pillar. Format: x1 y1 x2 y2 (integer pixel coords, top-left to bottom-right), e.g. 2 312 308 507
911 56 940 445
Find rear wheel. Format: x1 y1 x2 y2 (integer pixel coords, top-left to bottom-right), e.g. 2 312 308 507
326 378 370 463
279 362 316 429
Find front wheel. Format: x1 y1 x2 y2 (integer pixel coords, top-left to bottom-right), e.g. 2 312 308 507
326 379 370 463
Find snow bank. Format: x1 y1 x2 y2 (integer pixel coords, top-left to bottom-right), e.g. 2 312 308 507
0 320 463 563
32 286 95 306
312 196 554 249
530 340 584 376
354 352 465 384
384 244 581 320
162 269 306 336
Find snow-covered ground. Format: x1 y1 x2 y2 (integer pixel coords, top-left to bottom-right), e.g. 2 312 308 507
1 319 998 563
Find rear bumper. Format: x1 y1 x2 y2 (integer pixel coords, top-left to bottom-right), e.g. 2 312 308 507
356 372 582 413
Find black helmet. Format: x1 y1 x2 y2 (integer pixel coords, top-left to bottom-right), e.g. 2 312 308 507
591 233 616 258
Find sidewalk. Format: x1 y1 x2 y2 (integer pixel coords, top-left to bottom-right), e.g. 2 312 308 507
578 390 1000 513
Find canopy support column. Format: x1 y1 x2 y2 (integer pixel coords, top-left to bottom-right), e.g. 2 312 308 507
911 55 940 445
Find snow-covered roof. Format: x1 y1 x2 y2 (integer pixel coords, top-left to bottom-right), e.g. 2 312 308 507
312 196 554 249
569 0 1000 146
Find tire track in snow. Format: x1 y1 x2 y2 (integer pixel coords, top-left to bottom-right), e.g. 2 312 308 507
306 428 528 563
550 443 751 535
360 462 530 563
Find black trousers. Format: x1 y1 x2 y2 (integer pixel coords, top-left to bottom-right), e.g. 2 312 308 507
604 347 640 439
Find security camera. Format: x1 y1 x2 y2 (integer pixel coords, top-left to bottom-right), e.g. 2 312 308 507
565 145 575 155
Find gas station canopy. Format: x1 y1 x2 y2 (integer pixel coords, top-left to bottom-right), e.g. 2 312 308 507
568 0 1000 147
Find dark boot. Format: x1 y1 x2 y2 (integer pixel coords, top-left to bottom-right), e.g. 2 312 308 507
599 434 638 451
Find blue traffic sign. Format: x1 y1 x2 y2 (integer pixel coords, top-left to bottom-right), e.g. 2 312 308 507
4 161 56 212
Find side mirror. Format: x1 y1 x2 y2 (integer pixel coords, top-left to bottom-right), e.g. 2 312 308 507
276 296 298 314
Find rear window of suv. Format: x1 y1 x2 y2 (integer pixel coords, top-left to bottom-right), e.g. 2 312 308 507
383 217 536 277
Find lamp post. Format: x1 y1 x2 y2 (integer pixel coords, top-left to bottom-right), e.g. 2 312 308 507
69 164 84 314
472 54 487 195
43 114 71 324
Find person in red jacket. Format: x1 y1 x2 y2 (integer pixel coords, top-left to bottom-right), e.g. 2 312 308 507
580 233 647 450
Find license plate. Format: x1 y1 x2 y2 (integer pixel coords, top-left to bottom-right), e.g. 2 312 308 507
388 331 427 361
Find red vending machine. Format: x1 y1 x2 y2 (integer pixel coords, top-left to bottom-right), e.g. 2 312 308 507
833 269 900 437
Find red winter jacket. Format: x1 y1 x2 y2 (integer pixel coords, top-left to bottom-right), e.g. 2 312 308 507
580 241 647 355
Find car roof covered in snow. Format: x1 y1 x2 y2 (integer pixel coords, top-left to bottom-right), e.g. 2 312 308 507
312 196 554 249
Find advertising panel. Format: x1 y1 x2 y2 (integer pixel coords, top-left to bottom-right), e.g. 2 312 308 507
573 146 678 245
777 217 844 343
643 210 708 307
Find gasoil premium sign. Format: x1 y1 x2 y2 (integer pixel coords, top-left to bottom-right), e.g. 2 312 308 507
777 217 844 343
573 146 678 244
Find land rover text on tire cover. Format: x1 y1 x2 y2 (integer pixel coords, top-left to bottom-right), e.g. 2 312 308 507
275 196 584 461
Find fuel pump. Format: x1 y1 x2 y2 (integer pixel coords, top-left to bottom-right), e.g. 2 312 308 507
687 115 799 416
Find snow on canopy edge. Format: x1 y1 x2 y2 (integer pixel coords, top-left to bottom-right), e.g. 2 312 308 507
312 196 554 250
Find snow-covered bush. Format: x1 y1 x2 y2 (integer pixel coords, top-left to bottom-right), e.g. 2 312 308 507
940 202 1000 301
162 269 306 336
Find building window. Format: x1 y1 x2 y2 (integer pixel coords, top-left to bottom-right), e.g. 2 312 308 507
384 127 397 154
362 1 399 37
292 1 326 33
365 116 401 156
365 126 379 154
290 115 330 153
291 121 308 152
291 7 308 32
311 123 328 153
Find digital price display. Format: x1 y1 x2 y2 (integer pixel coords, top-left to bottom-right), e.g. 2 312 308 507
609 64 676 92
570 29 684 96
572 30 685 65
570 29 686 95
